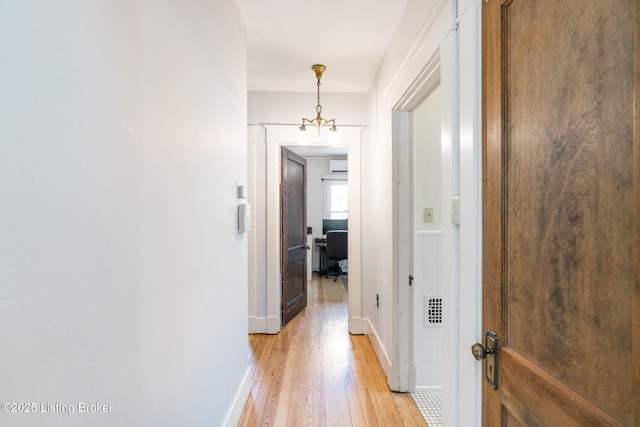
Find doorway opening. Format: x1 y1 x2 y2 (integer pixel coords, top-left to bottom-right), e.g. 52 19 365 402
390 50 449 427
252 123 364 336
409 84 443 426
390 52 442 395
286 145 349 286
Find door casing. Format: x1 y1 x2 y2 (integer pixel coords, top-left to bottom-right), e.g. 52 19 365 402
262 124 364 334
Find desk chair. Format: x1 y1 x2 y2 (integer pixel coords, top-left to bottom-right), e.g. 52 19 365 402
325 230 348 281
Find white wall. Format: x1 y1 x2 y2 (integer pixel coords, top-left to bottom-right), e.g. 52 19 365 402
0 2 250 426
249 91 368 126
414 86 442 232
413 85 443 387
414 231 443 386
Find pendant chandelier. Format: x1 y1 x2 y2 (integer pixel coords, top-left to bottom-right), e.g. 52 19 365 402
298 64 340 144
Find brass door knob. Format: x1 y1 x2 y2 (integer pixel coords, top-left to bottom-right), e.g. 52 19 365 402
471 343 494 361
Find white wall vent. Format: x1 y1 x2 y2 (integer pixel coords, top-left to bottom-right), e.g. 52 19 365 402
329 159 348 173
424 296 443 327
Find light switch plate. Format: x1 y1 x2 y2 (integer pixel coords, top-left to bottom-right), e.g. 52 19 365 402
451 196 460 224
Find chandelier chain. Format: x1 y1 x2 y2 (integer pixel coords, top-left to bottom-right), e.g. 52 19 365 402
316 78 322 115
298 64 338 140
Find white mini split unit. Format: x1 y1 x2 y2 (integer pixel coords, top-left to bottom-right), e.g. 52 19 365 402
329 160 348 173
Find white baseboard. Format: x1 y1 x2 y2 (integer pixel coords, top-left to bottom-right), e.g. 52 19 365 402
266 316 280 334
222 365 252 427
254 316 267 334
248 316 279 334
348 316 365 335
248 316 256 333
365 318 392 380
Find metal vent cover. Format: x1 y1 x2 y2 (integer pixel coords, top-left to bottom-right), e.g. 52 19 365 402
425 297 442 326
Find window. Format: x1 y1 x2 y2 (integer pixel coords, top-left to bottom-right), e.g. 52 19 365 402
324 180 348 219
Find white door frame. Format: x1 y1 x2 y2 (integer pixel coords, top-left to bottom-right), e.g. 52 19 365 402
391 109 415 392
262 124 365 334
390 53 441 393
390 2 482 424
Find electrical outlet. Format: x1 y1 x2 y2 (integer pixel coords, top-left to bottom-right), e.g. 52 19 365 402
424 208 434 223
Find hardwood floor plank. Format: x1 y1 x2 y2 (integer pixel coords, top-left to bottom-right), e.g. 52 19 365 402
392 392 430 427
352 335 407 426
259 332 290 425
238 274 429 426
327 340 354 427
346 337 383 426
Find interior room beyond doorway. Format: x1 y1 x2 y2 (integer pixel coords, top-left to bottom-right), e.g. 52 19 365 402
286 145 348 283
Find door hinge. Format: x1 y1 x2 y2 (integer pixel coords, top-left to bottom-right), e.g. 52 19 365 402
409 275 414 286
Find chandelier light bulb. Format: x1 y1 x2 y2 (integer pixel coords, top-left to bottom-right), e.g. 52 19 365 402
298 123 310 144
328 125 340 144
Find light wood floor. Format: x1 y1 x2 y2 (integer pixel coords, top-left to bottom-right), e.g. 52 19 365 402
238 274 428 427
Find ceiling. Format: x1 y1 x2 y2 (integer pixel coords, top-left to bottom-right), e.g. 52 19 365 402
234 0 409 93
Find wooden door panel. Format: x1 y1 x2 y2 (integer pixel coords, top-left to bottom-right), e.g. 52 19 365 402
282 258 305 312
504 411 526 427
501 350 623 426
483 0 638 425
505 0 633 418
281 148 307 326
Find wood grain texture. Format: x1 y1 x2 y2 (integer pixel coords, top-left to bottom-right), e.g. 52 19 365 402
281 147 308 326
481 0 506 425
238 275 428 427
501 349 624 427
484 0 638 425
633 3 640 424
504 1 633 422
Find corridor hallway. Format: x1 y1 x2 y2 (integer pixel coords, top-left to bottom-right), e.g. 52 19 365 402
238 274 428 426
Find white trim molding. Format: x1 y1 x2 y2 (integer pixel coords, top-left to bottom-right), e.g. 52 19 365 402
366 318 392 379
222 366 252 427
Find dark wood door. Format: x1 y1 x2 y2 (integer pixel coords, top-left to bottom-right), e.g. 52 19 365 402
482 1 638 425
281 147 308 326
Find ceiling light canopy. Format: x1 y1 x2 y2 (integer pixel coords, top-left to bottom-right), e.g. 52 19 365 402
298 64 339 144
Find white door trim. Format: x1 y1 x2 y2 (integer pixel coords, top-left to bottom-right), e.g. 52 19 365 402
390 50 441 393
390 109 414 392
261 124 365 334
